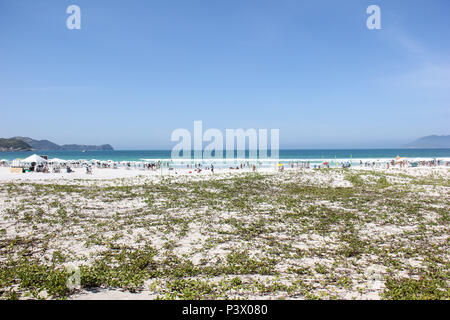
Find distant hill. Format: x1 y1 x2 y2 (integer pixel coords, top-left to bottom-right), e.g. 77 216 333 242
405 135 450 148
13 136 60 151
0 138 32 151
9 137 114 151
59 144 114 151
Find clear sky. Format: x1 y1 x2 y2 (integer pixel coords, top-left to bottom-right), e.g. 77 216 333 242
0 0 449 149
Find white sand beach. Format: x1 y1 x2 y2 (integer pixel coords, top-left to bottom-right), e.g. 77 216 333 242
0 165 448 300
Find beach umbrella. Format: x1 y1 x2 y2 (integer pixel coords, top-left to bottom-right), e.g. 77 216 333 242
395 155 407 163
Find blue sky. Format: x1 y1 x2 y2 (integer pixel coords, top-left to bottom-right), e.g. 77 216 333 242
0 0 449 149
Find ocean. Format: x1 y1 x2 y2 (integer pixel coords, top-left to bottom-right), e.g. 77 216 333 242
1 149 449 163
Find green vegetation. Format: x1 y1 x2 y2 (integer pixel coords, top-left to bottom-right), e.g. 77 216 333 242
0 168 449 300
383 275 449 300
0 138 31 151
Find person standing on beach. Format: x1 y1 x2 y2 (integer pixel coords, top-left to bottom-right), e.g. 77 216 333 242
211 164 214 174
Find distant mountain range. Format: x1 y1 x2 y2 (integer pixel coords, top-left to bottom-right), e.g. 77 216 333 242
0 137 114 151
1 135 448 152
404 135 450 149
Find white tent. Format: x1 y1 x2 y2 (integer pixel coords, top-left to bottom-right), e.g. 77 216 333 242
22 154 48 164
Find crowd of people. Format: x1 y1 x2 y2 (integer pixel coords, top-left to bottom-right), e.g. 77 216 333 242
2 157 449 175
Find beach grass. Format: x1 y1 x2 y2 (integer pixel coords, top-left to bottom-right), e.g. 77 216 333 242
0 168 449 299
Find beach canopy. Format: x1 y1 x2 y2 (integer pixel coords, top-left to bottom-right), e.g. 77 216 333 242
49 158 66 163
395 155 407 163
22 154 48 164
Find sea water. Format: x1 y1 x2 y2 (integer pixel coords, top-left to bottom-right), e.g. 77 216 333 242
1 149 449 163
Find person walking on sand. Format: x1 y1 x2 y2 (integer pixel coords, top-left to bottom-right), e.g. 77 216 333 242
211 164 214 174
